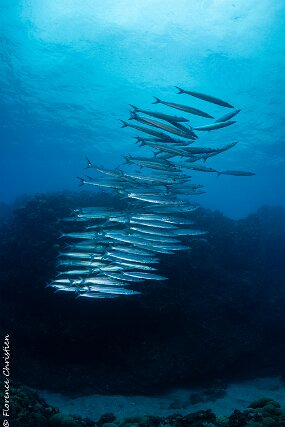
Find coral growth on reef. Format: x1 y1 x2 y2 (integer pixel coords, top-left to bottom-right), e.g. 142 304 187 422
4 384 285 427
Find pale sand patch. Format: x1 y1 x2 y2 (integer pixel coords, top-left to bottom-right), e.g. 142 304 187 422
37 376 285 421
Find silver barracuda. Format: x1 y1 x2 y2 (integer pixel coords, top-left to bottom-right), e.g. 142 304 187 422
193 120 236 131
76 293 119 299
129 105 189 122
177 163 217 173
105 252 159 264
102 271 145 282
120 120 175 140
152 97 213 118
129 111 195 138
175 87 234 108
111 246 153 256
84 158 123 177
217 170 255 177
134 136 192 145
214 109 241 123
123 272 168 281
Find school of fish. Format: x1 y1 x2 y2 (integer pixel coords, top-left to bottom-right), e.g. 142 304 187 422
48 87 255 299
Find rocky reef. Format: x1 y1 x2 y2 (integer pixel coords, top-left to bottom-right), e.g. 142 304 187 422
0 193 285 395
3 384 285 427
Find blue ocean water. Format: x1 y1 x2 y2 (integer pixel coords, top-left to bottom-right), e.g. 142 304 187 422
1 0 285 218
2 4 285 423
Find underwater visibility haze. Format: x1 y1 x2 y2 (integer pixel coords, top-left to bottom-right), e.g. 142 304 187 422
1 0 285 217
1 1 285 426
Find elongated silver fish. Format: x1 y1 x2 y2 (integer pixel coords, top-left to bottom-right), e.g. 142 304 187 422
76 211 125 220
77 177 124 190
129 233 180 244
113 261 157 271
120 120 174 140
123 272 168 281
126 194 187 205
170 229 207 236
182 146 219 154
217 170 255 176
122 155 179 172
131 227 179 244
111 245 153 256
186 141 238 164
139 140 188 157
76 293 119 299
175 87 234 108
83 285 141 295
60 232 99 240
58 252 104 260
134 136 192 146
200 141 239 161
84 158 122 177
102 271 145 282
193 121 236 131
105 251 159 264
130 226 176 237
56 269 94 276
152 97 213 118
142 205 199 213
132 214 195 225
51 285 79 293
129 112 194 139
66 244 107 251
119 188 167 197
118 171 184 185
130 105 189 122
83 278 127 286
214 109 241 123
57 260 106 267
130 219 178 229
178 163 217 173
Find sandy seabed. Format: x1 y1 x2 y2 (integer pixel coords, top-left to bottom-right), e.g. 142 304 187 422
37 376 285 421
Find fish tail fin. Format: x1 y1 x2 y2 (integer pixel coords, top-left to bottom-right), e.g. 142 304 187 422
69 279 77 287
216 172 222 177
45 281 53 288
152 96 161 104
121 154 131 165
114 166 123 175
175 86 184 94
128 111 138 120
133 136 142 144
85 156 92 169
55 271 63 277
58 232 66 239
129 104 139 112
77 177 85 187
86 176 93 181
120 120 128 128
